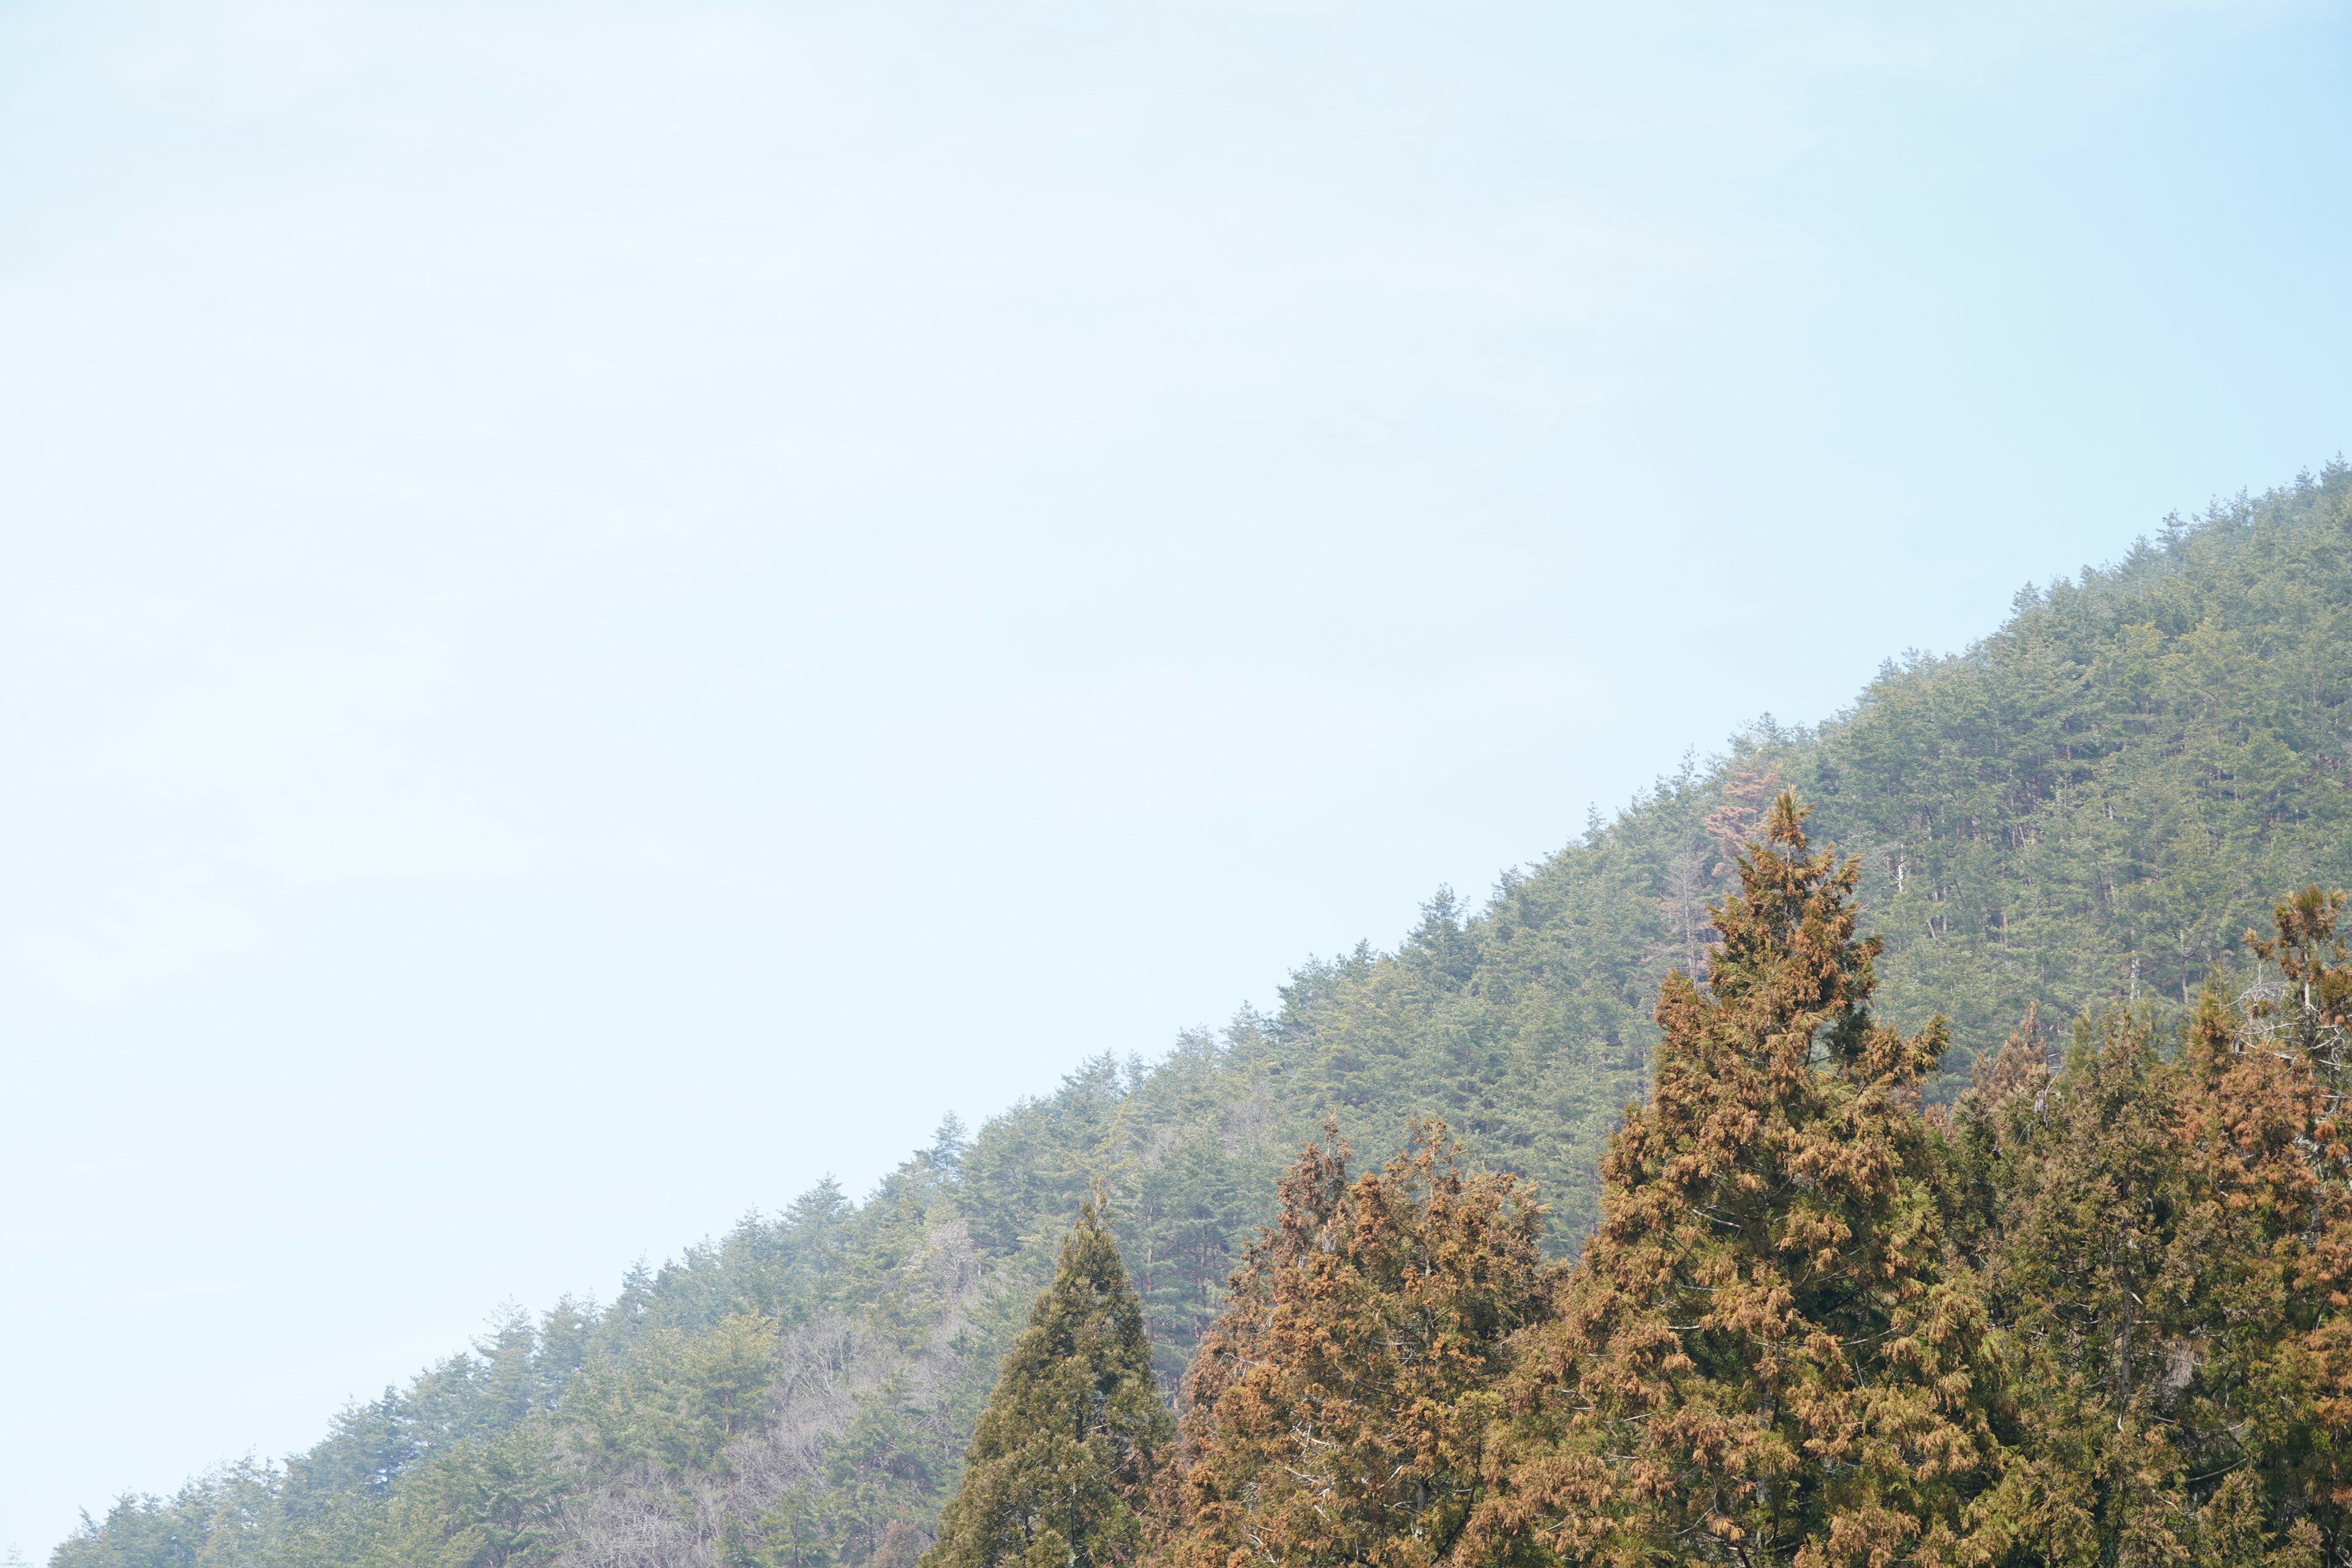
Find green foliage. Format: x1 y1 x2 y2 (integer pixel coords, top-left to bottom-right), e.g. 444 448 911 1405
924 1200 1169 1568
1800 467 2352 1064
378 1427 565 1568
564 1311 783 1477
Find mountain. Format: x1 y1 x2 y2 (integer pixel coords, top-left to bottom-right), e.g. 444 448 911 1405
55 460 2352 1568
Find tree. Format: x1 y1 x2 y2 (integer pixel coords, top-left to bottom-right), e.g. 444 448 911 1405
2245 884 2352 1128
1956 888 2352 1567
922 1198 1169 1568
1471 793 1997 1568
1959 1006 2195 1566
564 1311 783 1479
380 1426 564 1568
1156 1120 1546 1568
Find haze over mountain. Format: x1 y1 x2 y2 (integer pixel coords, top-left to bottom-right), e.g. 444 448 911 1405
53 466 2352 1566
9 1 2352 1559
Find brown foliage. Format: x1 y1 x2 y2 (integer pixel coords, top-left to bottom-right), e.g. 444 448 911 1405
1971 1005 2054 1110
1469 793 1996 1568
1702 755 1785 882
1155 1121 1547 1568
1955 885 2352 1565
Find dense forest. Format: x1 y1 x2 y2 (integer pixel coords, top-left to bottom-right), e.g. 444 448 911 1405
56 461 2352 1567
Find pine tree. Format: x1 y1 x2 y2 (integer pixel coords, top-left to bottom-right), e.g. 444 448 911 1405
1155 1120 1546 1568
380 1425 564 1568
922 1199 1169 1568
1469 792 1997 1568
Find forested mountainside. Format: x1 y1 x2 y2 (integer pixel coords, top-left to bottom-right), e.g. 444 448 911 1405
58 460 2352 1568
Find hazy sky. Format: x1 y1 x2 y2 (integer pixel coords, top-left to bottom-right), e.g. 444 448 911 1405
4 0 2348 1553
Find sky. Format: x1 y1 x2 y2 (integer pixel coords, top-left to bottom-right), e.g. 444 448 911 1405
3 0 2349 1553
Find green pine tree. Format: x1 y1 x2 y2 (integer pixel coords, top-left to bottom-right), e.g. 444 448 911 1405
922 1199 1169 1568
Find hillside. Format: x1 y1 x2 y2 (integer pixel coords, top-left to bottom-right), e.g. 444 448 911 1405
56 460 2352 1568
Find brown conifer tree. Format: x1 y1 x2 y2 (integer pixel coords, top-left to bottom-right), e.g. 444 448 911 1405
1155 1121 1546 1568
1952 888 2352 1566
1469 793 1997 1568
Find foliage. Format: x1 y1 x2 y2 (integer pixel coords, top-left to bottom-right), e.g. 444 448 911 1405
1469 796 1997 1568
1948 885 2352 1567
1157 1122 1545 1568
924 1199 1169 1568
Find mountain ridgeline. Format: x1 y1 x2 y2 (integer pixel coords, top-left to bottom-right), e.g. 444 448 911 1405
57 462 2352 1567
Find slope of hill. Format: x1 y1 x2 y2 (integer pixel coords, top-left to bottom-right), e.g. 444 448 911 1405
56 460 2352 1568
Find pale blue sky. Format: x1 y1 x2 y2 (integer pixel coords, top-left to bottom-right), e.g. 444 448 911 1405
4 0 2348 1553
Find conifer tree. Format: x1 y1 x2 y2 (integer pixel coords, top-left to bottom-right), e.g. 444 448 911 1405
2246 884 2352 1129
923 1198 1169 1568
1958 888 2352 1566
1155 1121 1546 1568
1961 1006 2199 1564
1469 793 1997 1568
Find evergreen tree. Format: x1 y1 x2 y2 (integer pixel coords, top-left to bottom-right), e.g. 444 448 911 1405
2246 884 2352 1128
379 1426 564 1568
1157 1121 1546 1568
922 1199 1169 1568
1954 888 2352 1566
1959 1006 2193 1566
1471 793 1997 1568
